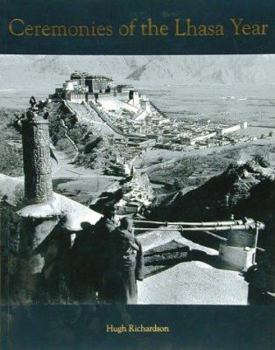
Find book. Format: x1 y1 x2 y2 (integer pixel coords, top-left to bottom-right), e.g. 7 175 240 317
0 1 274 349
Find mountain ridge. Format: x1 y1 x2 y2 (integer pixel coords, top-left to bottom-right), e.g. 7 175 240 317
1 55 275 90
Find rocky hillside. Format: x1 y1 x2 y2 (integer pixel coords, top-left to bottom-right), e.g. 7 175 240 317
48 101 126 176
74 135 125 176
0 108 23 177
126 55 275 85
149 158 275 246
147 157 275 254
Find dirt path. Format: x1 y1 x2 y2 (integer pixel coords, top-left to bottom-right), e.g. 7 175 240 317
51 150 121 202
52 150 123 180
52 150 100 178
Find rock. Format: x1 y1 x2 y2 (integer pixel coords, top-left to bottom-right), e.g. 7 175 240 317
150 160 274 222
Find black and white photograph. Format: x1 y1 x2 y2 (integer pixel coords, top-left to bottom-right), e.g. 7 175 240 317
1 55 275 305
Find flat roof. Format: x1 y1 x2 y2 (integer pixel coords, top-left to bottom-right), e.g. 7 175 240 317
71 72 112 81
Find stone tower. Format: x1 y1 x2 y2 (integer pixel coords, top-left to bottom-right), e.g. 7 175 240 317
21 103 53 204
16 100 55 302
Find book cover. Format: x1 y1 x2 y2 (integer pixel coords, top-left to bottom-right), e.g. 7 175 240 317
0 1 275 349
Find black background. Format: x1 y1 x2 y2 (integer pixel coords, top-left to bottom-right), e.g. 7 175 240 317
1 305 275 349
0 0 274 54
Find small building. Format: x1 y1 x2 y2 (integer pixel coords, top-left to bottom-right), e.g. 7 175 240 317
128 90 140 107
85 75 112 93
65 91 87 104
116 84 134 94
217 123 247 137
70 71 87 87
63 80 79 91
70 72 112 93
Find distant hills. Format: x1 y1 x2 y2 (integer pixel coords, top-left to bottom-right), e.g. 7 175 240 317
1 55 275 92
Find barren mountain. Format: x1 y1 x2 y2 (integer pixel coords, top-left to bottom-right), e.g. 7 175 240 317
1 55 275 93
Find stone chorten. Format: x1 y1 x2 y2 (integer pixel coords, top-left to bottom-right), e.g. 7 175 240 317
21 99 52 204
